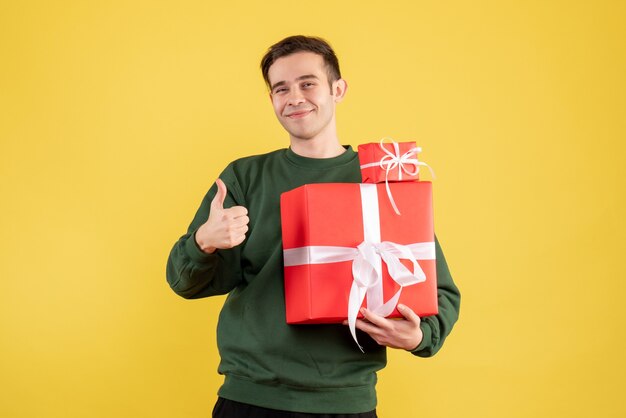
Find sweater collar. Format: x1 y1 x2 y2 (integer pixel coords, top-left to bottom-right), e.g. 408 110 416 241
284 145 357 169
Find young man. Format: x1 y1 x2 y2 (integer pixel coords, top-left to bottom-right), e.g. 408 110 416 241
166 35 461 417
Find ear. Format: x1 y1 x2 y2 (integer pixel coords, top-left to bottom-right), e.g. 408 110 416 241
332 78 348 103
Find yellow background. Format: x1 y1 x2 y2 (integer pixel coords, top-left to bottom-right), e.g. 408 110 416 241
1 1 625 417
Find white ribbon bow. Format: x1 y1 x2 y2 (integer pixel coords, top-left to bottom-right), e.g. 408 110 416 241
360 138 435 215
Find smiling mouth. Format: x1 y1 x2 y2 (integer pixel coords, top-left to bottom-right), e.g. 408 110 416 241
286 109 313 118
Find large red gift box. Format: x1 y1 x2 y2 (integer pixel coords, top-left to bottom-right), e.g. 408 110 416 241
280 182 438 332
358 139 422 183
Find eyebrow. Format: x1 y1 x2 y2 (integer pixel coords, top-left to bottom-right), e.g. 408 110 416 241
270 74 320 91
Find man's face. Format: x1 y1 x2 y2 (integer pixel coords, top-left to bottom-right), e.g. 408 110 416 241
267 51 345 143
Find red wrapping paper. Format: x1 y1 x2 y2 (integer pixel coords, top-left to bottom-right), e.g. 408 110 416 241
280 182 438 324
358 141 420 183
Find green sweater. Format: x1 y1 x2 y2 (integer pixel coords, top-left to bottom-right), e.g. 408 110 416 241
166 146 461 414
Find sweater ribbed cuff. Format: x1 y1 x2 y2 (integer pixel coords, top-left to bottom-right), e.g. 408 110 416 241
185 230 216 264
411 321 432 354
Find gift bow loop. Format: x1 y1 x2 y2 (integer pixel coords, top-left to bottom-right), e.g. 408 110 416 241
378 138 422 180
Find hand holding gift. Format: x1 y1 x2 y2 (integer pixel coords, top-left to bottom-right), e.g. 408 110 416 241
345 304 423 351
195 178 249 254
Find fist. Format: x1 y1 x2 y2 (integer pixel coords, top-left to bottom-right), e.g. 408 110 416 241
195 179 249 253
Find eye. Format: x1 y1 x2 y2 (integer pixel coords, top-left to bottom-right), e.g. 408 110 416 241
302 82 315 88
274 87 288 94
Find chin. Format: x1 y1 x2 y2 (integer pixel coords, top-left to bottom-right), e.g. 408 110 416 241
290 131 318 141
281 126 315 141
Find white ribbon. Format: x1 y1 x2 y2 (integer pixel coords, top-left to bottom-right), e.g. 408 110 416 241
360 138 435 215
283 184 435 351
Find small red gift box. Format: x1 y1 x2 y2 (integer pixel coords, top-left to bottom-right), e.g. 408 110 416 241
280 182 438 348
358 138 423 184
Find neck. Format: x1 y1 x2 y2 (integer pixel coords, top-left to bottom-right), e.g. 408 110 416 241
290 138 346 158
289 122 346 158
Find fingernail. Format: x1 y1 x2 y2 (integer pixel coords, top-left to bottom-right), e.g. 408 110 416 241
398 304 405 310
360 307 366 314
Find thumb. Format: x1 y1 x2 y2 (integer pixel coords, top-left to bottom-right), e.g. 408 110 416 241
397 304 421 324
210 178 227 210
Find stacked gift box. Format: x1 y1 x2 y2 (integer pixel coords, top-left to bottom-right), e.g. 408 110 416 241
280 139 437 348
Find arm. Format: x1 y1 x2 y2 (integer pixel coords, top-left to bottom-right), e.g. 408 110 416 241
350 235 461 356
410 235 461 357
166 176 249 299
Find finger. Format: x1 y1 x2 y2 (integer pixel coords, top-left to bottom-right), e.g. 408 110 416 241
397 304 421 325
225 206 248 218
211 178 227 210
230 224 249 235
360 308 392 330
230 216 249 229
231 233 247 246
353 318 383 337
220 214 248 229
343 316 371 326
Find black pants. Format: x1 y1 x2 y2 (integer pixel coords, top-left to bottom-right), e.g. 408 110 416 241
212 397 378 418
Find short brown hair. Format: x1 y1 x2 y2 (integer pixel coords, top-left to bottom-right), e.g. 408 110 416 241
260 35 341 90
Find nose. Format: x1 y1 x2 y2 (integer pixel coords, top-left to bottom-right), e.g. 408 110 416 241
286 88 306 106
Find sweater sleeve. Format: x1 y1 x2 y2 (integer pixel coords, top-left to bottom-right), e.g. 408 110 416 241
166 165 246 299
410 235 461 357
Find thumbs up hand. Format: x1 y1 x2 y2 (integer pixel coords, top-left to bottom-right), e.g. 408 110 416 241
195 179 249 254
